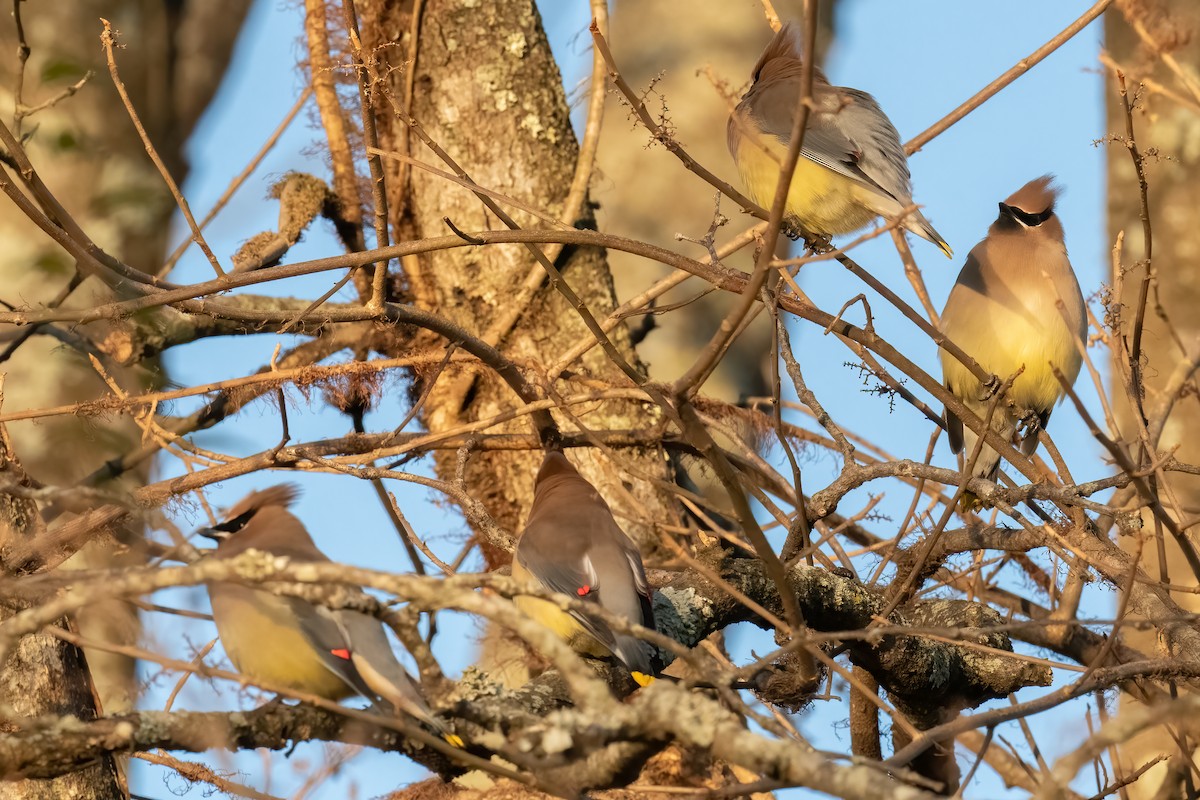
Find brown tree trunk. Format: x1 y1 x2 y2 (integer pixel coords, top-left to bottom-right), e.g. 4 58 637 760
1106 1 1200 796
0 436 123 798
360 0 676 568
0 2 251 796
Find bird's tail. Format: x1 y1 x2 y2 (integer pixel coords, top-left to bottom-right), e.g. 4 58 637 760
403 702 463 748
630 671 656 687
614 635 662 687
905 210 953 259
396 702 463 748
957 490 984 514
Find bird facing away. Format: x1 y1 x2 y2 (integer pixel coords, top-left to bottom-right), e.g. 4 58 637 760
939 176 1086 506
512 452 660 686
728 22 951 257
201 485 460 745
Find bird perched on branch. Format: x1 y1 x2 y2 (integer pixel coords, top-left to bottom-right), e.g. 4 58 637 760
727 22 951 257
200 485 461 746
512 451 660 686
939 176 1086 510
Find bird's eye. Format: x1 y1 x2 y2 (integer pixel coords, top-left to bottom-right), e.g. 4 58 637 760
999 202 1054 228
212 508 257 534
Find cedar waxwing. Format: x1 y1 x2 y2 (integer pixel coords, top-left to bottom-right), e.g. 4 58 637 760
512 452 660 686
201 485 460 745
939 176 1086 507
728 23 951 257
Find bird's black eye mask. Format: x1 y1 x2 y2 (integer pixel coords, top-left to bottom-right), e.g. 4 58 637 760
198 508 258 540
997 202 1054 228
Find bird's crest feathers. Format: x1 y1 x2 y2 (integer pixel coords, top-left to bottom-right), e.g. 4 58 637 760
203 484 302 540
1003 174 1060 215
221 484 300 523
752 22 805 80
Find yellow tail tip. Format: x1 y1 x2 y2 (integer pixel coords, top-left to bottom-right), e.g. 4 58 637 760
631 671 656 688
442 733 465 748
938 241 954 259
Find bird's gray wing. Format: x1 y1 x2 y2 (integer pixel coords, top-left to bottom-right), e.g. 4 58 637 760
824 88 914 204
752 81 912 204
251 545 375 699
604 542 659 676
516 545 620 653
617 539 656 631
289 599 378 700
331 608 437 724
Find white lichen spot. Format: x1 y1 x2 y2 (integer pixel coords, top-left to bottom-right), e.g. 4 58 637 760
445 37 458 53
494 89 518 112
461 0 479 7
453 770 497 791
505 32 527 58
113 721 135 741
475 64 503 91
541 727 574 754
521 112 555 141
474 64 519 112
442 104 460 125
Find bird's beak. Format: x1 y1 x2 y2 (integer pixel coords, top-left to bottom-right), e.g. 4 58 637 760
196 526 228 542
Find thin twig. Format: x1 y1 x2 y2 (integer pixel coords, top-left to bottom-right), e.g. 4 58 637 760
160 87 313 277
905 0 1114 154
341 0 392 308
100 20 225 277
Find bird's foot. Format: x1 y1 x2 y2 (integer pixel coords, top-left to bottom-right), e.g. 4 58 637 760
976 375 1003 403
803 233 834 254
1016 409 1042 438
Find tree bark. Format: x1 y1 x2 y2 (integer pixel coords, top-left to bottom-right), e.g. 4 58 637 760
1106 1 1200 796
358 0 678 685
363 0 674 544
0 434 122 797
0 2 251 796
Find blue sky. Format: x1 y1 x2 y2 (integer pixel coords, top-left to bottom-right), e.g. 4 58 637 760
135 1 1113 797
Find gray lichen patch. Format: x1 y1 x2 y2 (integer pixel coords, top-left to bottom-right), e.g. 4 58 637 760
473 64 519 113
453 666 508 702
654 586 712 648
230 231 278 272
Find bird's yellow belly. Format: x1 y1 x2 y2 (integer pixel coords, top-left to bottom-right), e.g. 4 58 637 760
213 589 351 699
942 294 1082 413
736 136 877 235
514 595 611 659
